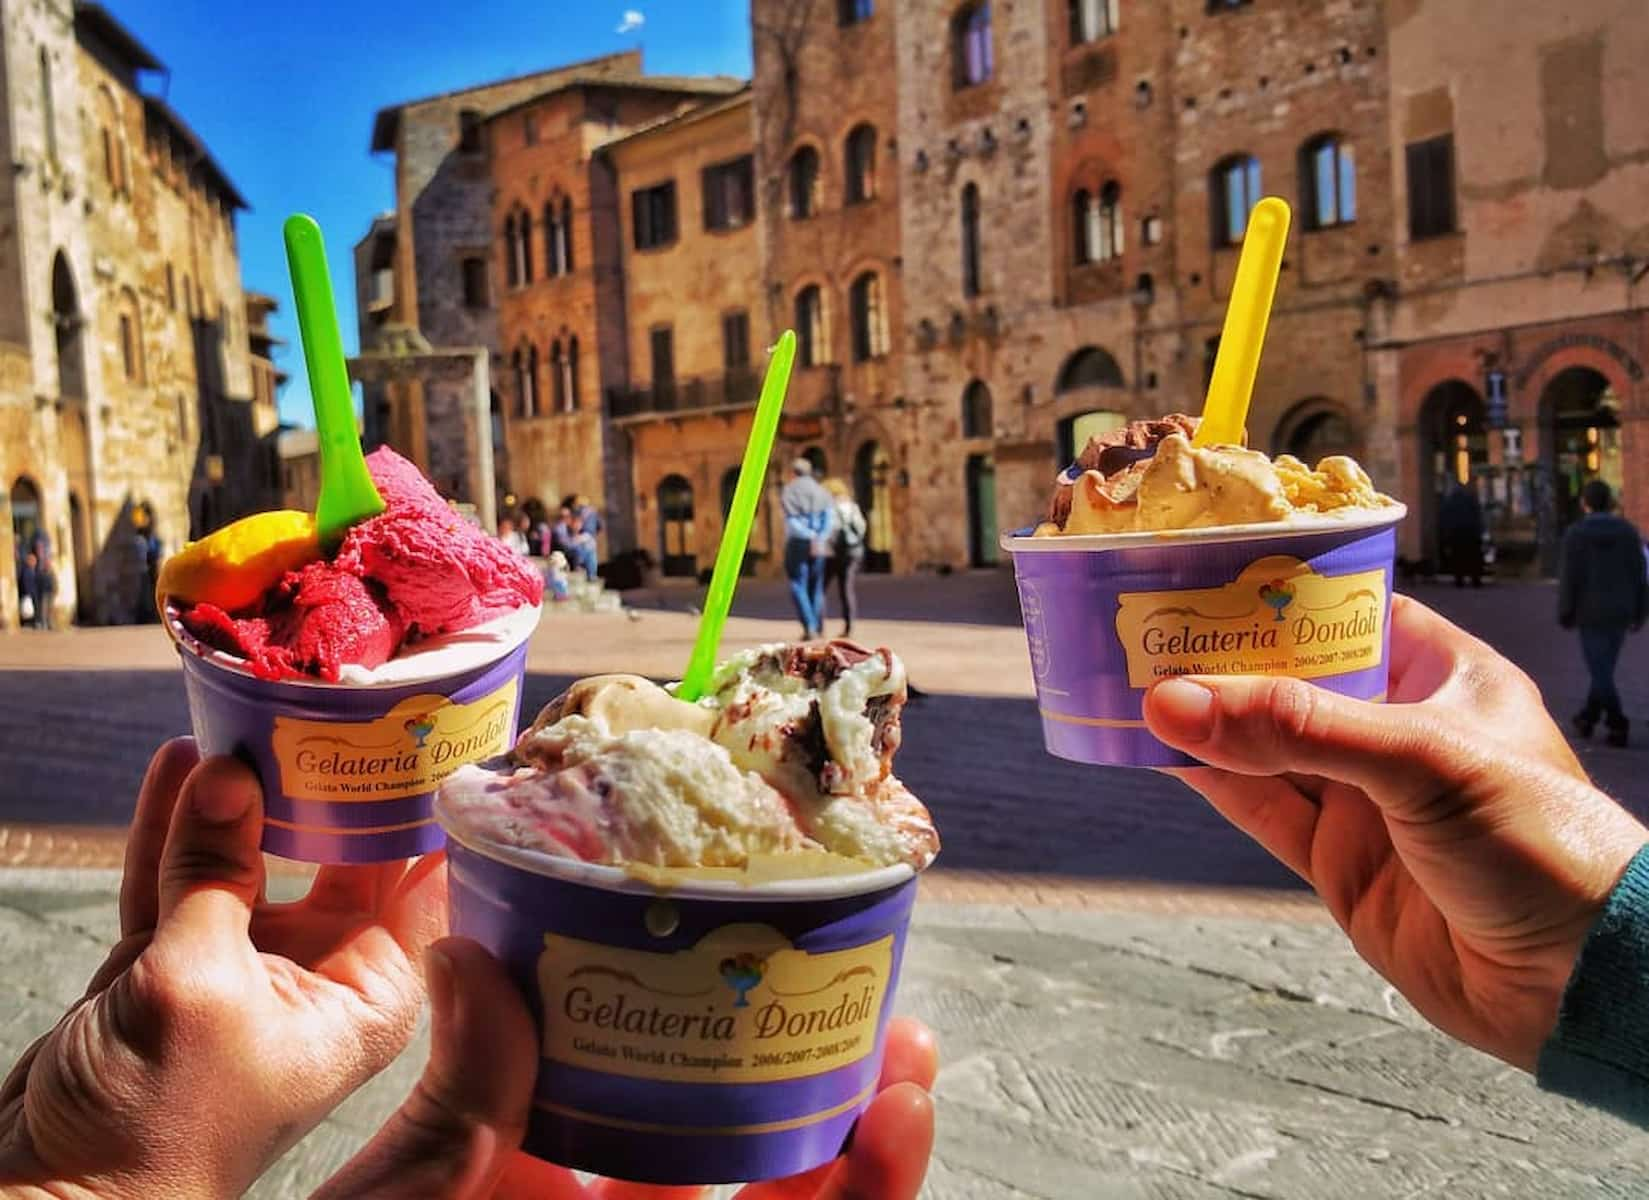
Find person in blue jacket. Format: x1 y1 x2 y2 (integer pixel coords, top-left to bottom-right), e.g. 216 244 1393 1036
1560 478 1648 747
1 595 1646 1197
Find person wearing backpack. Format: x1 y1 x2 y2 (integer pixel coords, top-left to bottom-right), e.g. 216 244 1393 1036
823 476 868 638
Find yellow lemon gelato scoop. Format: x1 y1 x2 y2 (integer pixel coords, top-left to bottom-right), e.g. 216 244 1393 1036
157 510 321 613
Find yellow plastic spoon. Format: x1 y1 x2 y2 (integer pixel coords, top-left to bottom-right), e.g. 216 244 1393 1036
1194 196 1292 449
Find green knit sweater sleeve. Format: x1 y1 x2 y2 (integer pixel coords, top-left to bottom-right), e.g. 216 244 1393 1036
1537 842 1649 1124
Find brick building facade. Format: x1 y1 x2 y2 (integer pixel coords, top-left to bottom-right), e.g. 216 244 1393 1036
605 92 775 579
1 1 264 629
351 0 1646 583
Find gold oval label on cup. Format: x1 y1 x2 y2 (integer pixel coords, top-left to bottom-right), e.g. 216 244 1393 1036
1115 556 1386 687
537 923 891 1085
270 680 519 803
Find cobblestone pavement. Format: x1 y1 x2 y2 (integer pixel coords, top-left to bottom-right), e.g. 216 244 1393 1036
2 870 1644 1199
3 577 1649 1196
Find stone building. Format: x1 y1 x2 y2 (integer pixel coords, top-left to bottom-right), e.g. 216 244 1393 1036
603 91 775 579
1377 0 1649 573
1 1 259 628
751 0 905 573
483 72 743 558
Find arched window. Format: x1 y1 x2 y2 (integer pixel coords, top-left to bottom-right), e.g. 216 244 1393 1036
845 125 877 204
1210 154 1262 246
503 214 519 288
1069 0 1118 42
789 146 821 219
849 272 885 361
1072 182 1122 265
561 196 575 272
97 87 124 196
117 288 143 384
50 251 83 400
795 285 826 367
544 201 562 276
1056 346 1125 393
549 340 565 412
518 208 535 284
514 344 538 418
961 183 982 297
962 380 992 438
1301 133 1355 230
953 2 994 89
566 336 580 411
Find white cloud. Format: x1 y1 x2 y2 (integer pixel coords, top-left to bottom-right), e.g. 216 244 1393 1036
616 9 645 34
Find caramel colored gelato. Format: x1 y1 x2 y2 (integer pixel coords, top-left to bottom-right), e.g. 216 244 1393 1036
1036 413 1393 536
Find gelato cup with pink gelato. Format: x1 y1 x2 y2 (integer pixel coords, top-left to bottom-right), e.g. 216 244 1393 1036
435 640 938 1185
161 448 544 863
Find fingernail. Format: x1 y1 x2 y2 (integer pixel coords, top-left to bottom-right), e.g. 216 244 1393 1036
190 760 256 824
1149 678 1216 743
425 945 454 1018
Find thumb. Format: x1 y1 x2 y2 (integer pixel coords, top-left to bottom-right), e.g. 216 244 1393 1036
311 937 542 1200
1144 675 1479 811
153 755 265 957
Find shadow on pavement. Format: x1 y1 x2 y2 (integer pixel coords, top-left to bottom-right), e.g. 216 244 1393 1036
622 569 1026 628
0 667 1303 890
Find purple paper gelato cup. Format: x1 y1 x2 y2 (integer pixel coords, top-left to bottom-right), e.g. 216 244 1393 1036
166 607 538 863
1003 507 1406 768
436 807 920 1186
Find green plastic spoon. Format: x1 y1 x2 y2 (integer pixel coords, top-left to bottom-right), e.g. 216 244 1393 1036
676 330 798 702
284 214 385 547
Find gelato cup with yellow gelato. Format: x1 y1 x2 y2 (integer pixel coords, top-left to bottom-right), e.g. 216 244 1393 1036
1005 414 1405 767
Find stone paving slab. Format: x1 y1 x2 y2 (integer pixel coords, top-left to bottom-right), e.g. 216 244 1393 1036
3 870 1645 1199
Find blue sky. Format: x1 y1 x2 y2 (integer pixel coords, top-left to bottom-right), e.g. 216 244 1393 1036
103 0 754 427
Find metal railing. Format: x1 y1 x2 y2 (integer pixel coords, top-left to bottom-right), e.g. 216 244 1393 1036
606 369 761 419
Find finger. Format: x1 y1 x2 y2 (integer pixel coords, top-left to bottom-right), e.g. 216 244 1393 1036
1384 595 1464 703
152 756 266 958
1144 675 1479 818
737 1085 935 1200
311 937 540 1200
119 738 200 936
489 1153 593 1197
588 1181 708 1198
878 1017 939 1092
1168 767 1322 883
305 861 409 916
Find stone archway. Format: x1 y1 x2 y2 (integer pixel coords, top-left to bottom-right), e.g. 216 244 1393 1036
1273 398 1363 464
51 251 84 400
347 325 496 534
1540 366 1622 567
1417 380 1485 569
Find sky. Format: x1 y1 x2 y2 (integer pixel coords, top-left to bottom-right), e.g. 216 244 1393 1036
103 0 754 427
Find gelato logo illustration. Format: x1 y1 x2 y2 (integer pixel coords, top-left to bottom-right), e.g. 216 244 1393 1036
538 925 891 1085
719 953 767 1008
1258 578 1296 621
271 680 519 802
1115 557 1387 688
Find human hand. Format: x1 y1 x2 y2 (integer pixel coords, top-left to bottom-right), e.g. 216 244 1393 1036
1144 595 1649 1072
315 937 939 1199
0 738 447 1198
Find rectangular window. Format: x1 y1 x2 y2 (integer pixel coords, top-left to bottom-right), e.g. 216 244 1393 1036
633 182 678 250
1206 0 1251 11
1070 0 1118 42
1406 134 1457 241
461 257 489 308
723 310 751 370
523 113 538 146
703 156 755 231
838 0 873 25
650 326 675 387
458 109 483 153
166 264 176 311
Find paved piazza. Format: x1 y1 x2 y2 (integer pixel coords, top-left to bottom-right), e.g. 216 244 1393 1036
3 575 1648 1196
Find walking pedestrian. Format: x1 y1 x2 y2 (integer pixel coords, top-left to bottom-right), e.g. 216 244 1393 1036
780 458 835 640
1438 481 1485 587
1560 479 1647 747
823 476 867 637
28 528 55 629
